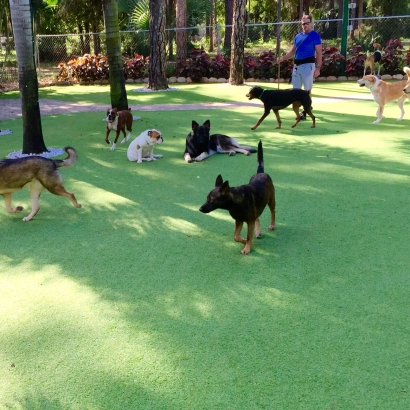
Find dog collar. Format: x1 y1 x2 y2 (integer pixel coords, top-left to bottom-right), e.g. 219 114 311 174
260 89 265 97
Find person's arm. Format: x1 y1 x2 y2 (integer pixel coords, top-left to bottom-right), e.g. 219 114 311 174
277 44 296 64
314 43 323 77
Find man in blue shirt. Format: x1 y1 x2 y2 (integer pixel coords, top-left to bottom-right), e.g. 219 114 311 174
277 15 322 119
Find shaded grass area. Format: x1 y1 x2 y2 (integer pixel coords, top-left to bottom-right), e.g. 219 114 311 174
0 89 410 409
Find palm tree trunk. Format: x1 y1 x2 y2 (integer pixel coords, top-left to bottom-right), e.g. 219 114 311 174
9 0 47 155
102 0 129 110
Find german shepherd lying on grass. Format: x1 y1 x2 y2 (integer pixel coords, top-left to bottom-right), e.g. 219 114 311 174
0 147 82 221
184 120 257 162
200 140 275 255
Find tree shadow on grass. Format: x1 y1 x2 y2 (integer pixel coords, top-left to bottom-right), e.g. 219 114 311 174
1 108 409 409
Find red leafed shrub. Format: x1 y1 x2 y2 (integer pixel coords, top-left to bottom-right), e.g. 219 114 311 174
321 46 345 77
123 54 149 79
382 39 405 75
345 45 366 77
66 54 109 82
243 53 260 79
257 50 277 79
176 48 211 81
209 54 230 79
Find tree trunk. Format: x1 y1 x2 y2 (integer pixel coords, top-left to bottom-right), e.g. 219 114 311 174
176 0 187 66
223 0 233 54
229 0 246 85
148 0 168 90
9 0 47 155
102 0 128 110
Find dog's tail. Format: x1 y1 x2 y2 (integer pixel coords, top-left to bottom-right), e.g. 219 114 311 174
54 146 78 168
257 140 264 174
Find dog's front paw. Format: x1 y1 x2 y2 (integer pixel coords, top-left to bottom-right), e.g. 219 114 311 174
137 160 142 163
120 138 126 144
105 139 111 145
229 151 236 156
251 126 257 130
241 246 251 255
110 143 116 151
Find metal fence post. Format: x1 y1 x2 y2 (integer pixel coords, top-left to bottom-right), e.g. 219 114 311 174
216 24 221 54
340 0 349 74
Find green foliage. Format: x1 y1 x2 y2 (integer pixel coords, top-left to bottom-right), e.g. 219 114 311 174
129 0 150 31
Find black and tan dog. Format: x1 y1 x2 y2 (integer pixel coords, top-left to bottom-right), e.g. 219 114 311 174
199 141 275 255
0 147 82 221
184 120 256 163
246 86 315 130
105 107 133 151
364 43 383 76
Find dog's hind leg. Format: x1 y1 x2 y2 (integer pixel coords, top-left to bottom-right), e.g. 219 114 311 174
255 218 261 238
41 178 82 211
268 193 276 231
306 110 316 128
2 193 23 214
273 110 282 129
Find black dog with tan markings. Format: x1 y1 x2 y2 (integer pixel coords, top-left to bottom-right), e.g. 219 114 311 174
200 140 275 255
246 86 315 130
0 147 81 221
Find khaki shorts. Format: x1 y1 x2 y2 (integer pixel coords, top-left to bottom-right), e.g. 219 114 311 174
291 63 315 91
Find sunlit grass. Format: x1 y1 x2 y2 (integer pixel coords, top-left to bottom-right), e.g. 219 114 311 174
0 83 409 409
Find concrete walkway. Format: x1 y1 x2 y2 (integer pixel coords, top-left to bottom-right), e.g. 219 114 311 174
0 94 372 122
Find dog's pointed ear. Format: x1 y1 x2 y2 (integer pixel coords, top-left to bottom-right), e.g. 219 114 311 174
221 180 230 192
203 120 210 128
215 174 223 187
192 121 199 130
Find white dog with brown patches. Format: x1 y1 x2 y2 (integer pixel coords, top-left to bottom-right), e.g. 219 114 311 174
357 66 410 124
127 129 164 163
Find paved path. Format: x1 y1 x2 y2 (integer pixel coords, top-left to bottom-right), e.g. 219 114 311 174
0 95 372 121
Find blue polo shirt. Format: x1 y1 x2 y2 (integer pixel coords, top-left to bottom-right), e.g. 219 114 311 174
294 31 322 60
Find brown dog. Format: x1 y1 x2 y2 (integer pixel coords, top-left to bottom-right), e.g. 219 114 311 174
105 107 133 151
0 147 82 221
199 141 275 255
364 43 382 76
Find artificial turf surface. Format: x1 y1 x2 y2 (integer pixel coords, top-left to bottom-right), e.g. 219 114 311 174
0 83 409 409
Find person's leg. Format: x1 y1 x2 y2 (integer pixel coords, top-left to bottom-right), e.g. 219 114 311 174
299 64 315 119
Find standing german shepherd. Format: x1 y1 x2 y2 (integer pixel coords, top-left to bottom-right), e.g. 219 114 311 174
199 141 275 254
0 147 82 221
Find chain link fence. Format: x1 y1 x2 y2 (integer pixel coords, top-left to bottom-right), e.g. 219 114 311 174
1 16 410 86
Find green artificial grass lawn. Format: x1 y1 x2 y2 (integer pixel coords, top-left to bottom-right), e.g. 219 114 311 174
1 84 410 409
